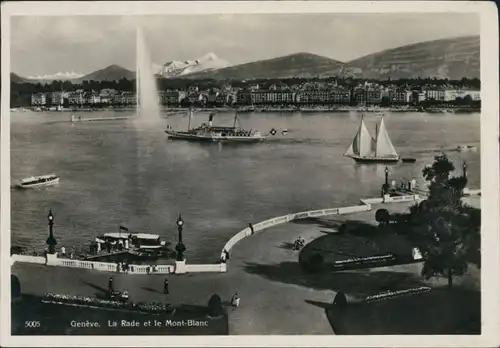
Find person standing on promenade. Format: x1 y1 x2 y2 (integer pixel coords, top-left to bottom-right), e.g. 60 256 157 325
60 246 66 257
164 278 169 294
249 223 255 235
231 293 240 307
108 277 114 293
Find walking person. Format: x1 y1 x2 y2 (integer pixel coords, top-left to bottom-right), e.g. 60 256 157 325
108 276 114 294
60 246 66 257
163 278 169 295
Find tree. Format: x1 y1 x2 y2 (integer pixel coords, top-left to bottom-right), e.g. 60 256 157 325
11 275 21 300
405 154 479 288
375 209 391 226
207 294 224 319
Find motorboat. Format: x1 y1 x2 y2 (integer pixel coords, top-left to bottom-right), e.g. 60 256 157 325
457 144 478 152
94 229 168 252
16 174 59 189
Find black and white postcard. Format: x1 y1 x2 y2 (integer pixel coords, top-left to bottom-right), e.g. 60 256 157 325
1 1 499 347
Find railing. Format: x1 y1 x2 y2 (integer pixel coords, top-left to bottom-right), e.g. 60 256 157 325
12 194 433 275
384 195 420 203
220 195 426 260
185 264 226 273
11 254 46 264
221 202 375 259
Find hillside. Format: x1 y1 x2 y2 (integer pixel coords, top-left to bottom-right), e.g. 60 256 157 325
10 73 29 84
183 52 344 80
346 36 479 80
75 65 135 82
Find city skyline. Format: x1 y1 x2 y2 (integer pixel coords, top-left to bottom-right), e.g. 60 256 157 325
11 13 479 77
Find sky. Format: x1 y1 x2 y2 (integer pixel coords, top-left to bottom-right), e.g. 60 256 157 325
10 13 479 77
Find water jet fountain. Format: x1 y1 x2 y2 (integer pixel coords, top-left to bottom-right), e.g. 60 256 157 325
135 26 161 124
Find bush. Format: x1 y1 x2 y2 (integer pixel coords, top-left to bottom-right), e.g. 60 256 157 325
375 209 390 225
207 294 224 319
333 292 347 308
338 224 347 234
302 253 324 273
11 275 21 300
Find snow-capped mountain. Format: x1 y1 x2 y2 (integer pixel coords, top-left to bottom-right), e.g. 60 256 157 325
28 71 84 81
158 53 231 78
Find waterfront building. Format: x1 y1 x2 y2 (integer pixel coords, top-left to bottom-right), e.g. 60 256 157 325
295 89 330 104
123 92 137 105
67 91 84 105
444 89 481 101
86 91 101 104
215 92 231 105
425 88 446 101
207 89 220 103
250 90 295 105
187 92 204 104
51 91 64 105
236 90 252 105
330 88 351 104
99 89 116 104
388 88 411 105
167 90 185 105
410 90 427 105
112 92 126 105
31 93 46 106
248 84 260 91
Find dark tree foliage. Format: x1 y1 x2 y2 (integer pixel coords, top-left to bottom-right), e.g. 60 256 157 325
11 275 21 300
375 209 391 225
405 154 480 288
207 294 224 319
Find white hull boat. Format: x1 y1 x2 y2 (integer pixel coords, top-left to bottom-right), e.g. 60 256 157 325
16 174 60 189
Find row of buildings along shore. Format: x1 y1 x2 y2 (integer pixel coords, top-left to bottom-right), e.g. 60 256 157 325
30 81 481 107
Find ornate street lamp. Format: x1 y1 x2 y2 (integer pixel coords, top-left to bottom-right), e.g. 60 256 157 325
46 209 57 254
175 213 186 261
382 166 390 195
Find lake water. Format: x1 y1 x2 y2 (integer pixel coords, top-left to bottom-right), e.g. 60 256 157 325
10 110 480 263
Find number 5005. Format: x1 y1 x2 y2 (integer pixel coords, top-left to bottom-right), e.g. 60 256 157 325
25 321 40 328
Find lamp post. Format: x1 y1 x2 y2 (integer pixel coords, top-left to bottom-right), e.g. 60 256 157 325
175 213 186 261
46 209 57 254
382 166 390 195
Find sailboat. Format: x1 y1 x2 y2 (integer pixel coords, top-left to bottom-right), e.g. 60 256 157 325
344 115 400 163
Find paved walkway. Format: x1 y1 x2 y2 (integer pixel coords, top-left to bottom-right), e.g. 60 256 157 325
12 201 419 335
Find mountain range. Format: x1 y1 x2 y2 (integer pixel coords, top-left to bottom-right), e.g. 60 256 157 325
159 52 231 78
28 71 84 81
345 35 479 80
11 36 480 83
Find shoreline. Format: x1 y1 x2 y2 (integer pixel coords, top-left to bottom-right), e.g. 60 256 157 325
13 106 481 114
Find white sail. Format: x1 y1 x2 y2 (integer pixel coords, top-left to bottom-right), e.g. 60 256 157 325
345 117 375 157
375 116 398 158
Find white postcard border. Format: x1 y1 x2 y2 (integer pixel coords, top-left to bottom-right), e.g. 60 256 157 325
1 1 499 347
